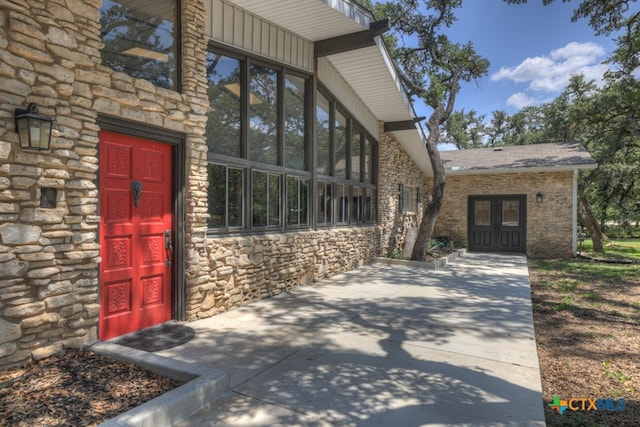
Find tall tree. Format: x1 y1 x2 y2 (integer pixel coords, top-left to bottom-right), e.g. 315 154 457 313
371 0 489 260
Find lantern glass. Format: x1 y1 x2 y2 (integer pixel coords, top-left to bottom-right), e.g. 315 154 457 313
15 103 53 151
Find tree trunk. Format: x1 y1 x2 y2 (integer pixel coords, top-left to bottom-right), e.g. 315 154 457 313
578 195 606 252
411 114 446 261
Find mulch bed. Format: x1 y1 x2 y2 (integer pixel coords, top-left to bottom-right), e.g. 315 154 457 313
0 350 183 427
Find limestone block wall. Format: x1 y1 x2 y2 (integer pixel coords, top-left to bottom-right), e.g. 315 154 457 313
377 129 430 257
0 0 210 368
187 228 377 319
434 171 575 258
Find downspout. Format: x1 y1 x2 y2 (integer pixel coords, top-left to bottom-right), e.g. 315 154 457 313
572 169 578 255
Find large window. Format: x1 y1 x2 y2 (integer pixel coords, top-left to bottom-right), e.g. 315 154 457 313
206 49 310 231
100 0 179 91
315 88 377 227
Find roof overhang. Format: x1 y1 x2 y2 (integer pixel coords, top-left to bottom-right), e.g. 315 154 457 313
226 0 433 176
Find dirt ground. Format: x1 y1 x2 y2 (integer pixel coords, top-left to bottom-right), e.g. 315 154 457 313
529 259 640 426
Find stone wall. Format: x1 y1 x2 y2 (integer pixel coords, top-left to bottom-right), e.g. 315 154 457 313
0 0 210 368
187 228 377 319
434 171 575 258
377 129 430 257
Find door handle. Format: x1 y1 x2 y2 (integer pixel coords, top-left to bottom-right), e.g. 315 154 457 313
164 230 173 267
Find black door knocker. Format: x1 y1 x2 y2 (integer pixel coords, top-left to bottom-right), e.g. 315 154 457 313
131 181 143 208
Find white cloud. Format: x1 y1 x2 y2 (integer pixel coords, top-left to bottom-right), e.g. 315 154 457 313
506 92 539 109
491 41 608 92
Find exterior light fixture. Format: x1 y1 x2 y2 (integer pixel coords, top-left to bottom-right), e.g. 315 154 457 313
14 102 54 151
536 192 543 203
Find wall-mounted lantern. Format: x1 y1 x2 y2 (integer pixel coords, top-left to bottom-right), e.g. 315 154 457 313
536 192 544 203
14 102 54 151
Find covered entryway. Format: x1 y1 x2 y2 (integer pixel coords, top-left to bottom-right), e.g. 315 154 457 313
99 130 174 340
468 195 526 253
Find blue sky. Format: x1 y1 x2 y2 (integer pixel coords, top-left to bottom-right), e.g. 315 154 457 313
410 0 616 122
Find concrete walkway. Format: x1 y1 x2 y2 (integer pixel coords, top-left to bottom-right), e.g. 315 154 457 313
153 252 545 426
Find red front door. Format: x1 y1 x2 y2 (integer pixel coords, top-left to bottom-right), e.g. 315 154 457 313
99 131 173 340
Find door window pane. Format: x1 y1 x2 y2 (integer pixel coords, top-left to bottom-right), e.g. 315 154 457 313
100 0 178 90
334 111 347 179
502 200 520 226
474 200 491 226
206 53 242 157
316 93 331 175
249 64 278 164
284 74 307 170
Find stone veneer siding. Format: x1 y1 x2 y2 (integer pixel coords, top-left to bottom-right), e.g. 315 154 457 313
187 228 377 319
433 171 575 258
377 128 431 257
0 1 402 368
0 0 210 368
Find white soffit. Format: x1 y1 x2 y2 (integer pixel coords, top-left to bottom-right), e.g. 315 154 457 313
225 0 433 176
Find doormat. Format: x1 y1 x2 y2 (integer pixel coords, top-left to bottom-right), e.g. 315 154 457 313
112 322 196 352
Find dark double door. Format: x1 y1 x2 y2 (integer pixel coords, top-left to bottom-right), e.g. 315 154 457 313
468 195 526 253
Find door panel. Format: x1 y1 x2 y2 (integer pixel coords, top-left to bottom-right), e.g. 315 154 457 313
468 196 526 253
99 131 173 340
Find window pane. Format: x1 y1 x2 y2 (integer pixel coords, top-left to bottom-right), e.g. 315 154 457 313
316 93 330 175
402 186 416 213
364 188 375 223
317 181 332 225
351 128 362 181
335 111 347 179
287 176 309 226
502 200 520 226
207 164 244 228
206 53 242 157
364 138 372 183
336 184 348 223
300 179 308 225
249 64 278 164
268 174 281 226
207 164 226 228
351 186 362 223
228 168 243 227
285 74 307 170
100 0 178 90
252 171 267 227
474 200 491 226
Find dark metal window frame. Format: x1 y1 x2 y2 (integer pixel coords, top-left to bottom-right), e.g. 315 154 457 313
205 44 313 233
315 84 378 227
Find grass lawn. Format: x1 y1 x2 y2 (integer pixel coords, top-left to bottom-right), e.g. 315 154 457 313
529 239 640 426
578 238 640 261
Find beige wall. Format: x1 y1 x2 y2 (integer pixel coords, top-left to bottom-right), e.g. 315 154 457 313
377 129 430 257
434 171 575 258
